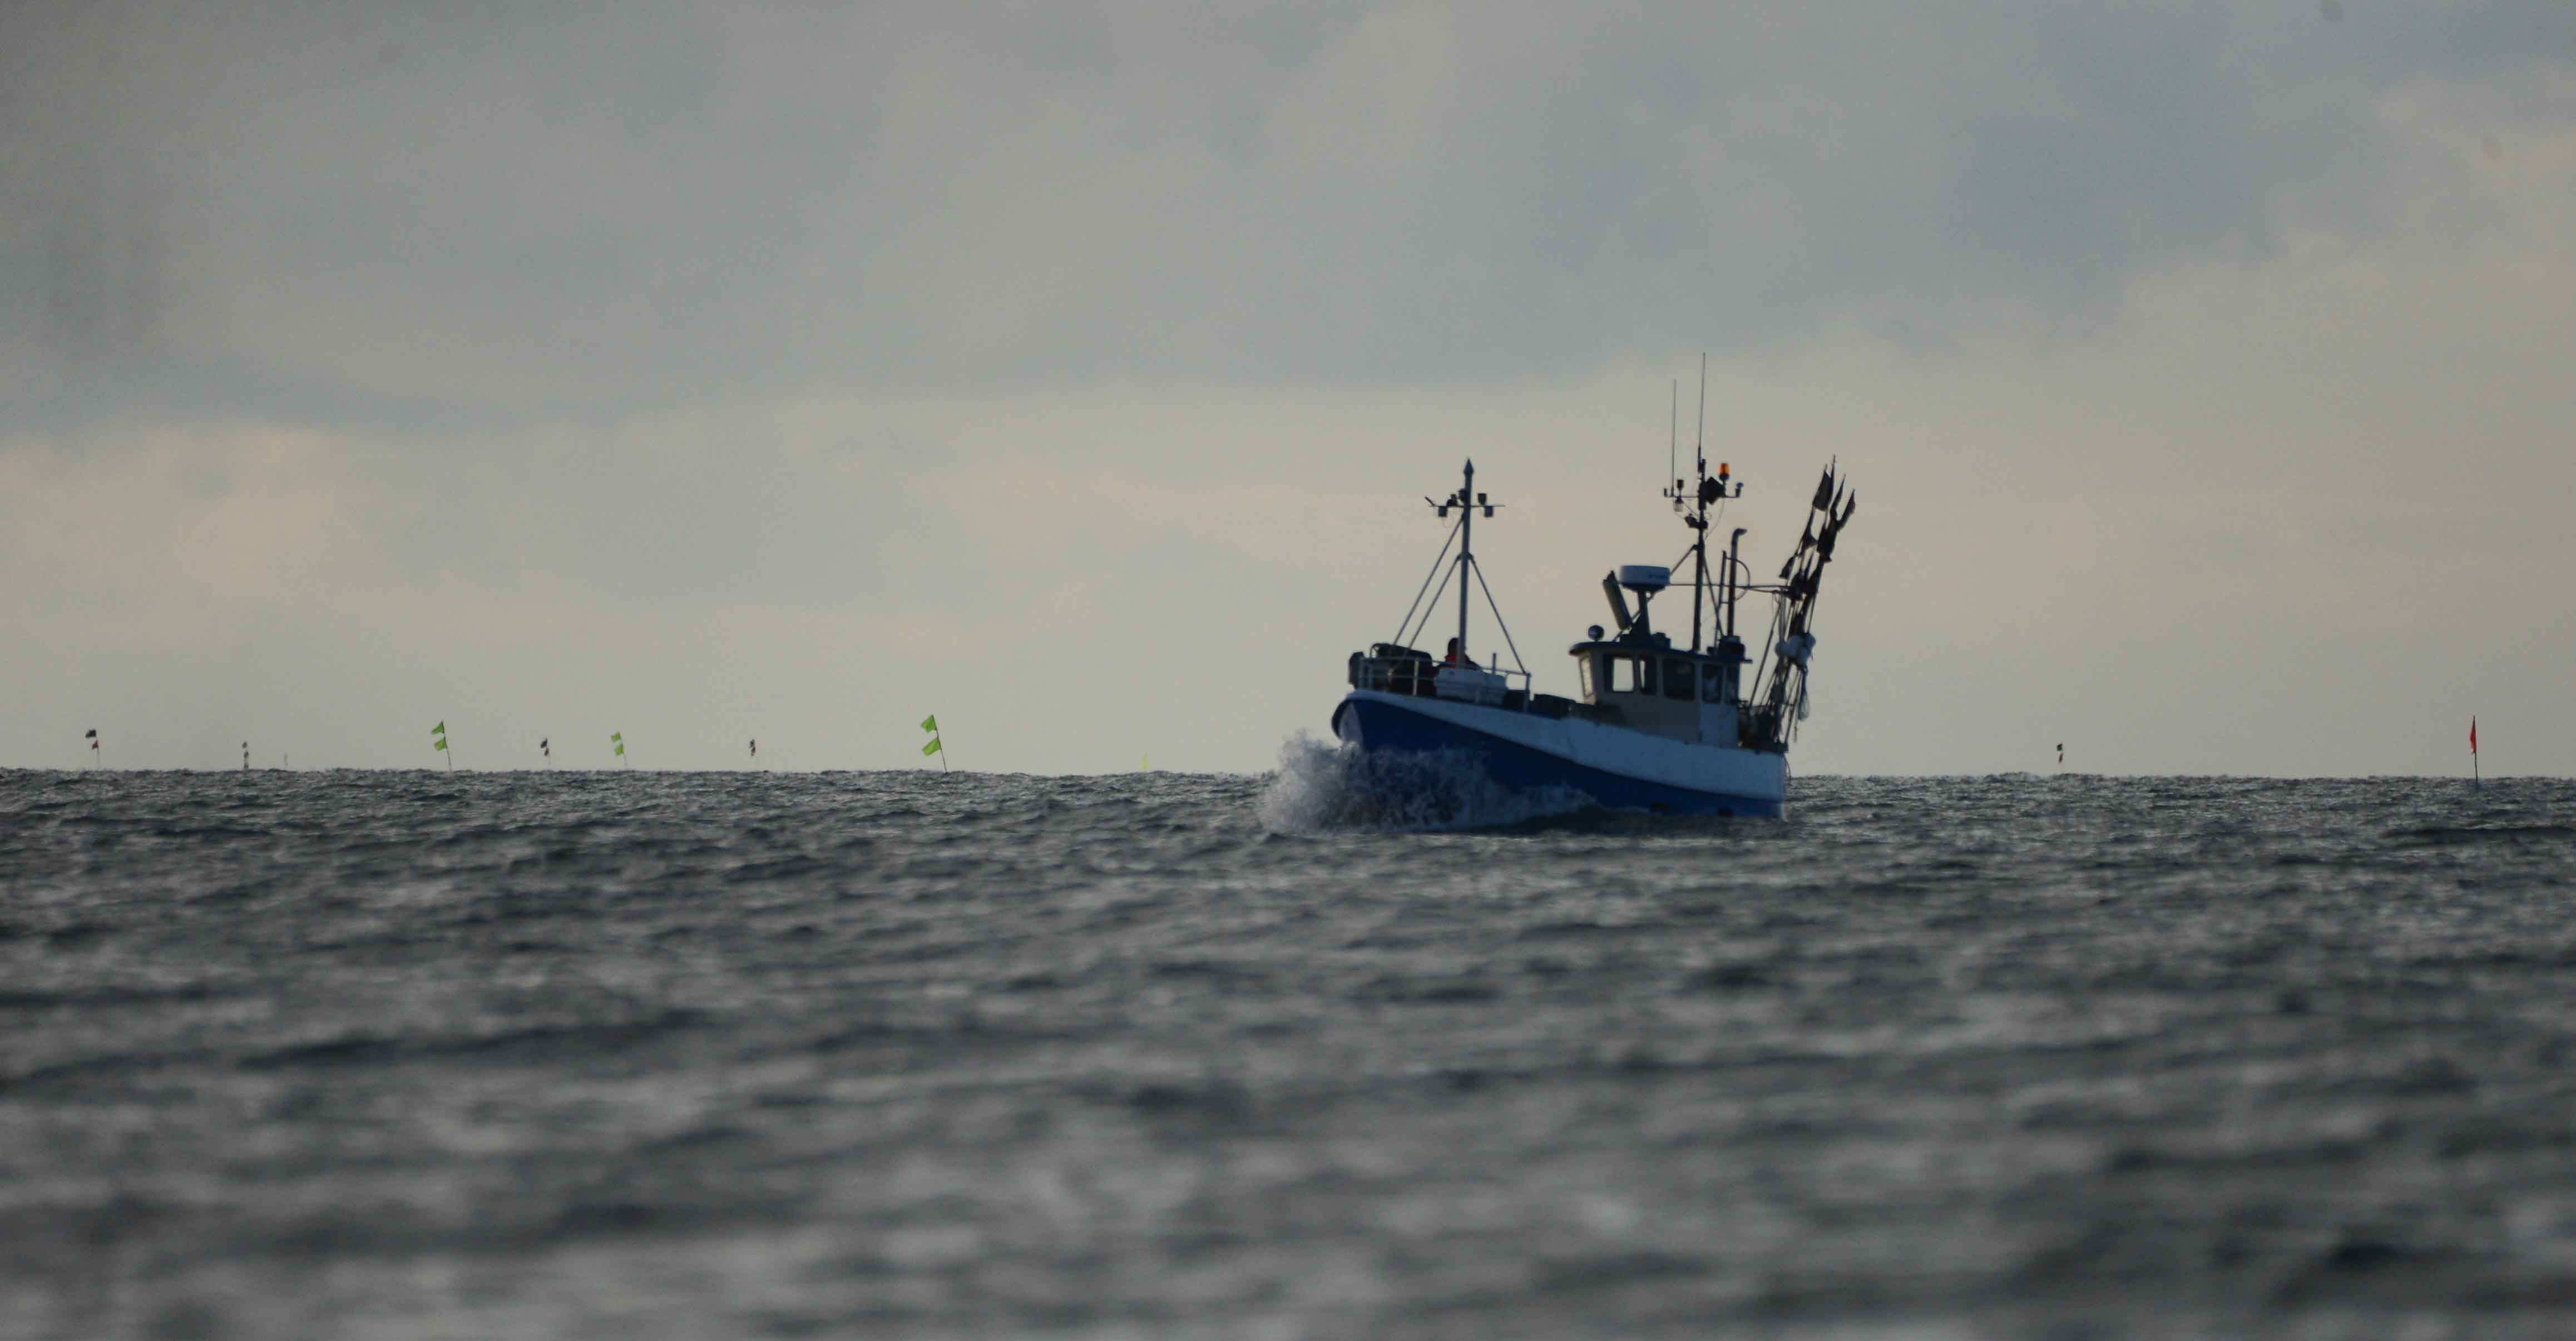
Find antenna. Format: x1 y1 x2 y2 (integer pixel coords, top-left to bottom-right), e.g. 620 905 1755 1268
1692 354 1710 652
1695 352 1708 474
1669 380 1678 509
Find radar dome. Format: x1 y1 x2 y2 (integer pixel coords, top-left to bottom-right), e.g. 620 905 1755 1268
1616 565 1670 594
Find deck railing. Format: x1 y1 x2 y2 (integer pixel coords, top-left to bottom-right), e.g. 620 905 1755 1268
1348 652 1532 708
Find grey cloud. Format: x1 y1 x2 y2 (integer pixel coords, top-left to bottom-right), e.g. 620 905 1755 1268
3 1 2567 438
322 415 957 607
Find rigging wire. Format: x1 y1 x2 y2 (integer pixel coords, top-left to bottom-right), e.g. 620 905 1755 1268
1389 514 1461 646
1401 564 1459 651
1467 558 1529 677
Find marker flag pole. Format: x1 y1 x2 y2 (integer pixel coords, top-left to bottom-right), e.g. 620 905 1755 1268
85 728 98 769
612 731 626 769
243 741 250 772
2056 742 2064 768
2470 716 2479 786
920 714 947 771
749 739 759 769
540 737 551 767
431 721 451 771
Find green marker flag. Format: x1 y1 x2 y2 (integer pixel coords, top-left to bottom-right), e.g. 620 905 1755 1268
921 736 942 756
611 731 625 758
431 721 452 769
433 736 448 751
920 714 937 733
918 713 947 770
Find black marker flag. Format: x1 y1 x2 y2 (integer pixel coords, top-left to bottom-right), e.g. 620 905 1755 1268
2057 743 2064 766
86 728 99 768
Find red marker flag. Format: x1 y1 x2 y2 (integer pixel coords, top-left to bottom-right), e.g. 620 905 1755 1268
2470 717 2478 754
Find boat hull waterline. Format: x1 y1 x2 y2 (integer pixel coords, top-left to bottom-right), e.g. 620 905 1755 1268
1331 690 1787 819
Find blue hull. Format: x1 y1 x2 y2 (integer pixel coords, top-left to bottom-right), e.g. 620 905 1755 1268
1331 696 1782 818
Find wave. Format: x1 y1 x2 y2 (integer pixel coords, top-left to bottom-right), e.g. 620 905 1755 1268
1255 734 1594 833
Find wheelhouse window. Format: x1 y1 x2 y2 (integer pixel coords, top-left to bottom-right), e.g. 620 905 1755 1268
1579 654 1600 699
1611 657 1653 695
1702 662 1726 704
1663 658 1696 701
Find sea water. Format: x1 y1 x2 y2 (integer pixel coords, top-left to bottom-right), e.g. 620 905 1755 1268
4 755 2573 1338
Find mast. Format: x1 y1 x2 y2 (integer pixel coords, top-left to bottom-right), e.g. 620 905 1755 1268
1455 459 1474 662
1688 503 1705 652
1691 524 1708 653
1658 357 1742 656
1407 463 1504 663
1693 357 1707 652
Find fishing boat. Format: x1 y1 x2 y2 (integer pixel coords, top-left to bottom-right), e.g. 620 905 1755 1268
1329 398 1857 819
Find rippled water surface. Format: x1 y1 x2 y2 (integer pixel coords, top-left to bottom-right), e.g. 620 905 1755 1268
5 764 2575 1338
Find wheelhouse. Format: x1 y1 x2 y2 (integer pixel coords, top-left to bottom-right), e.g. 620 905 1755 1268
1569 634 1747 745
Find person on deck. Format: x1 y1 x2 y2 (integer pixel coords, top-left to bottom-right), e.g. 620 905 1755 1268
1444 637 1465 666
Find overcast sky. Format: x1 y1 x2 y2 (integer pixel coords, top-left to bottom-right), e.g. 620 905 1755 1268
4 1 2570 775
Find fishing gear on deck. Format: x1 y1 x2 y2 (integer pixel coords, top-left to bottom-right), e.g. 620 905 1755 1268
1744 461 1857 750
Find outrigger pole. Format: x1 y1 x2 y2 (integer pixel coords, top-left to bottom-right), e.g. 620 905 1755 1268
1746 459 1857 745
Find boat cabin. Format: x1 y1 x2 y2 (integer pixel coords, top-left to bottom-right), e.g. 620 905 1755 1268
1569 562 1749 745
1569 634 1745 744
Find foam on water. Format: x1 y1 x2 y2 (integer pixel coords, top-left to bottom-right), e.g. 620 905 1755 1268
1256 733 1595 833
